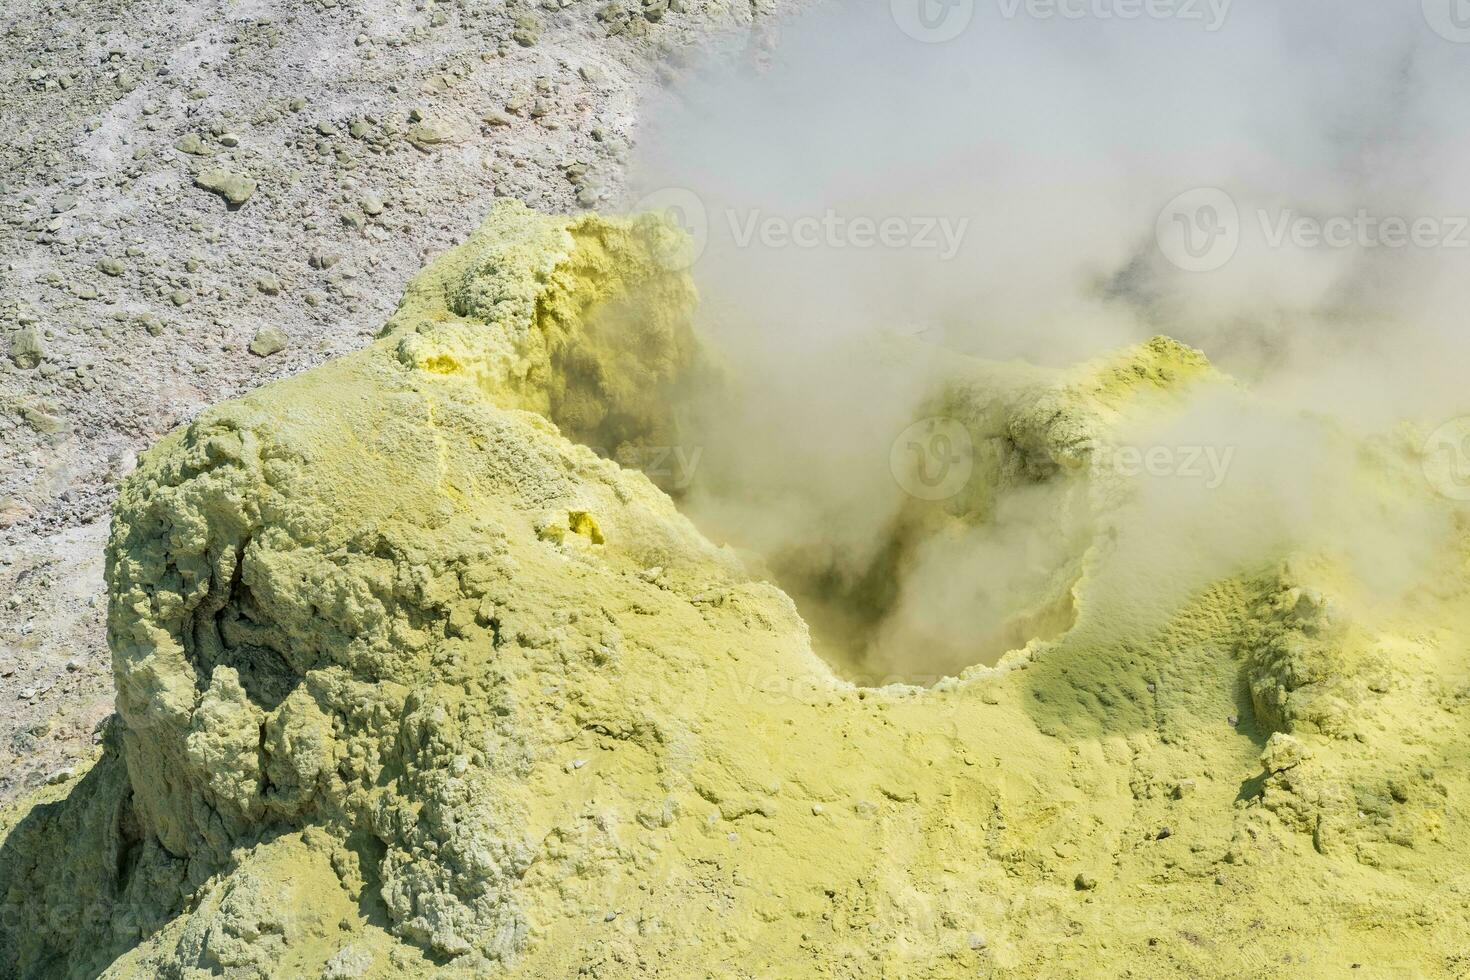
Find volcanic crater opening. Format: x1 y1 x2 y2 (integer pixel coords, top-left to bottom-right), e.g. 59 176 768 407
533 254 1107 687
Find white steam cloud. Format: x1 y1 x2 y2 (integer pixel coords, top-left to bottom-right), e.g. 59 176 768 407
622 0 1470 682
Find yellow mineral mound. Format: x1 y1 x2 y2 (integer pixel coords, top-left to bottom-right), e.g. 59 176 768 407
3 202 1469 978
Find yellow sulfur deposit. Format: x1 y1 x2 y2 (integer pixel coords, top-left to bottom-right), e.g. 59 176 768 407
3 201 1469 978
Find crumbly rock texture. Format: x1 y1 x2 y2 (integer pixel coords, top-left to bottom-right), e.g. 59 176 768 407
3 201 1469 978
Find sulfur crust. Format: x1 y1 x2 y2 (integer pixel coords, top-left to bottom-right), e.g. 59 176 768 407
1 200 1468 979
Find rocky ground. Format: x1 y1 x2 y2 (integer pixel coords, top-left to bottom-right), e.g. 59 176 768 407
0 0 784 806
